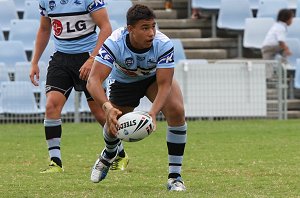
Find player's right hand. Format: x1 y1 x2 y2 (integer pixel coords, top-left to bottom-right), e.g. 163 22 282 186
29 62 40 86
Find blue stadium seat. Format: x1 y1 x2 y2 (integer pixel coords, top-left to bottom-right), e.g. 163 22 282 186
217 0 253 57
256 0 288 19
295 59 300 88
23 0 40 20
79 93 90 112
296 0 300 17
191 0 221 9
0 32 4 41
285 38 300 69
0 41 27 72
171 39 186 64
13 0 26 12
0 0 18 32
249 0 259 10
8 19 40 51
217 0 253 31
33 40 56 64
106 0 132 26
0 63 10 83
243 17 275 49
0 81 40 114
287 17 300 41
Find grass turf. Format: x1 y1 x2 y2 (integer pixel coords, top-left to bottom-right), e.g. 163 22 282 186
0 120 299 197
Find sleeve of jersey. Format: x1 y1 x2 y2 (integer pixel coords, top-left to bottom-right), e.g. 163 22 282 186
157 40 175 69
87 0 106 13
38 0 47 17
95 42 116 69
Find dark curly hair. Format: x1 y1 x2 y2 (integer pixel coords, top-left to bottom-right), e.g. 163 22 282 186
126 4 156 25
277 9 294 23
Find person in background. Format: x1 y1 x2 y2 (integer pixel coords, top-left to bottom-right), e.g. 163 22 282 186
261 9 294 61
30 0 129 173
87 4 188 192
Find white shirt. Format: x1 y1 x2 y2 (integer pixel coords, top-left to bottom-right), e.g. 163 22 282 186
262 21 288 47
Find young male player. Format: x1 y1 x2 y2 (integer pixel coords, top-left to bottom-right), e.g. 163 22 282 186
30 0 128 173
87 4 187 191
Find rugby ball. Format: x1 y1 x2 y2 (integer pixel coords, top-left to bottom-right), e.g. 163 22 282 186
116 111 154 142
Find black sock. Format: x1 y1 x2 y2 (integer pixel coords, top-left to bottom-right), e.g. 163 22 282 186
51 157 62 167
168 173 181 179
118 150 125 158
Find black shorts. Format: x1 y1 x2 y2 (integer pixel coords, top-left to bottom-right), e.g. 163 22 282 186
46 51 93 100
109 75 156 107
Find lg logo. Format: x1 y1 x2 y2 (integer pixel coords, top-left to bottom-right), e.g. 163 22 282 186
52 19 87 36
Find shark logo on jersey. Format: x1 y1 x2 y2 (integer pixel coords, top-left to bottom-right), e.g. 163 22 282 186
99 48 114 64
49 0 56 10
125 58 134 66
158 51 174 64
74 0 82 5
60 0 68 4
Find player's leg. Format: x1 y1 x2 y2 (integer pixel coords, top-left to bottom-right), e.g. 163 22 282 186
40 52 73 173
146 79 187 191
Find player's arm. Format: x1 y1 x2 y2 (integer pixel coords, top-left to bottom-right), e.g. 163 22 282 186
30 16 51 86
79 6 112 80
87 61 122 135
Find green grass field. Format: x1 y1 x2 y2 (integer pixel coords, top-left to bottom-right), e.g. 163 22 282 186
0 120 299 198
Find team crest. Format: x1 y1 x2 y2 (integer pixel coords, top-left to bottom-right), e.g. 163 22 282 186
49 0 56 10
125 57 134 66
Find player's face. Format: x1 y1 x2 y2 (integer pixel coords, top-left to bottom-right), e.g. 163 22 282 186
128 19 156 49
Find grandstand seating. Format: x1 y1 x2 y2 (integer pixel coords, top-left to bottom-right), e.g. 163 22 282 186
285 38 300 69
243 17 275 49
23 0 40 20
106 0 132 26
0 63 10 83
296 0 300 17
8 19 40 51
79 93 90 113
287 17 300 41
217 0 253 57
256 0 288 19
217 0 253 31
13 0 26 12
295 59 300 88
0 41 28 72
0 0 18 32
0 81 40 114
171 39 186 64
34 40 56 64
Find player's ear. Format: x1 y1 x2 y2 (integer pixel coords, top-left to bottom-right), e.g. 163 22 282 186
127 25 133 32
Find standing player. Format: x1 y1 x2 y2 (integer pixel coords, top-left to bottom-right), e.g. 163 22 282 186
29 0 128 173
87 4 187 191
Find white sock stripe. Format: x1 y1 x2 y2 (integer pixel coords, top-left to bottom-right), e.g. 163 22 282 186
47 138 61 148
168 155 183 164
44 119 62 126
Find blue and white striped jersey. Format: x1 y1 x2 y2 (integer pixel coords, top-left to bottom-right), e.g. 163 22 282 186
39 0 106 53
95 27 175 83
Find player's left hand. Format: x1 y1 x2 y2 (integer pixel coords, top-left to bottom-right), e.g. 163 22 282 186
79 57 94 81
148 112 157 132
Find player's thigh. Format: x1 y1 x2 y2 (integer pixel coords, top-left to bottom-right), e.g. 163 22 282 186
87 100 106 126
146 79 185 125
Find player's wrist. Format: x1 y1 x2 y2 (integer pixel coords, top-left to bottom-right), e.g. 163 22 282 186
102 101 113 112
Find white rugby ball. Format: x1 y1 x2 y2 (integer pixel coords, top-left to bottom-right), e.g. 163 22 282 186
116 111 154 142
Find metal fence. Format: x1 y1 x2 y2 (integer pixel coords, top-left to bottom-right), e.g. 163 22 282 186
0 59 288 123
